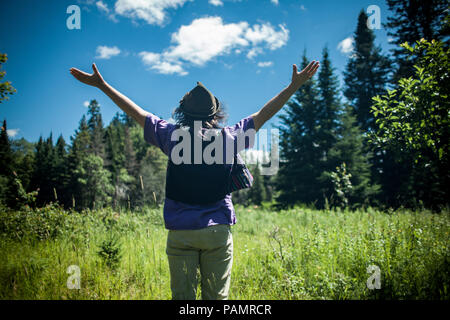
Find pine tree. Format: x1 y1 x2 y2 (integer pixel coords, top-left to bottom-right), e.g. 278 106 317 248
324 105 379 208
122 126 138 206
29 133 56 206
121 112 137 127
277 52 321 206
0 119 13 176
29 136 44 193
138 144 167 207
343 10 391 132
53 135 69 205
0 119 14 207
263 174 274 203
317 46 341 156
105 114 134 208
124 126 138 178
10 138 35 191
74 154 113 209
67 115 91 209
315 46 344 207
248 163 265 205
87 99 105 159
385 0 449 82
71 115 91 160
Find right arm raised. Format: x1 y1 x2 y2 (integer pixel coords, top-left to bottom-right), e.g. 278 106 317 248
251 60 320 131
70 63 149 128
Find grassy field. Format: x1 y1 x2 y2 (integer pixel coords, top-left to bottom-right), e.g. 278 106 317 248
0 204 449 300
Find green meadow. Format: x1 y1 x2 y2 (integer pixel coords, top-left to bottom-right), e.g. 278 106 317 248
0 204 449 299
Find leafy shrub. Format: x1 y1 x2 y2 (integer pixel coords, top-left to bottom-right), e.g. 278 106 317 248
98 234 122 269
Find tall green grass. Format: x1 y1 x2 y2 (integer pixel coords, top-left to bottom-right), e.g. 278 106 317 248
0 204 449 299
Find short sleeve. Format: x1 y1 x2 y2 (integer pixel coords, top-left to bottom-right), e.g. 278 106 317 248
144 113 176 156
224 116 256 153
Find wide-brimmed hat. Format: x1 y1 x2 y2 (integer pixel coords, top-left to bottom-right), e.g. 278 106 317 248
180 82 219 119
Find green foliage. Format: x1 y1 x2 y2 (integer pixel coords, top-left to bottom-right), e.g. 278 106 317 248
0 119 13 176
0 53 16 103
75 154 114 209
385 0 449 82
66 115 92 209
4 103 168 211
277 48 363 209
0 203 68 241
2 5 448 212
0 120 36 209
343 10 391 132
6 174 38 210
370 39 449 208
327 163 353 209
0 206 448 299
87 100 105 159
323 105 380 208
98 229 122 270
10 138 35 191
244 163 265 205
316 46 341 152
277 52 322 207
136 136 167 207
371 40 449 159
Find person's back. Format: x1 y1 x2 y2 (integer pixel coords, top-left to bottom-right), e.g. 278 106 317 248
142 81 257 299
165 125 232 206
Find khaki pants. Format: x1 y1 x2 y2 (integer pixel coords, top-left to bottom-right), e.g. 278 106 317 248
166 224 233 300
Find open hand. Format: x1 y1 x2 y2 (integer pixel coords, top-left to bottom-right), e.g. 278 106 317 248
291 60 320 88
70 63 105 88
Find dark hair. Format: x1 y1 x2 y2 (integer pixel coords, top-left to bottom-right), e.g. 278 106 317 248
172 97 227 129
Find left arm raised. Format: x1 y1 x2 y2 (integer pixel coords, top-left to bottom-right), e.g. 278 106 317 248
70 63 149 128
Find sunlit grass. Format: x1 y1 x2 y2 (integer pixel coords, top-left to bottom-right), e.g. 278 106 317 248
0 204 449 299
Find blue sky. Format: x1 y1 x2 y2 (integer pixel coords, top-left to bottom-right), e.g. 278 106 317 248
0 0 393 143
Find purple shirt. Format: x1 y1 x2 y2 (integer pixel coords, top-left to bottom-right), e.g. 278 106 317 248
144 113 255 230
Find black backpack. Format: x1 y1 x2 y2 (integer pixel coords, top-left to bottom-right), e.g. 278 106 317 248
165 127 232 205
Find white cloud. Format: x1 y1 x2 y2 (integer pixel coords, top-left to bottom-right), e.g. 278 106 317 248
7 128 20 138
300 5 306 11
96 0 119 21
139 52 161 65
209 0 223 6
96 1 109 13
244 23 289 50
247 47 262 59
337 37 354 54
271 0 279 5
83 101 90 107
96 45 121 59
257 61 273 67
139 52 187 76
165 17 249 66
139 16 289 75
114 0 190 26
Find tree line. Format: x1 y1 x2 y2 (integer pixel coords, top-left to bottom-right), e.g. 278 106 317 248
1 0 449 211
0 102 167 210
276 1 449 211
